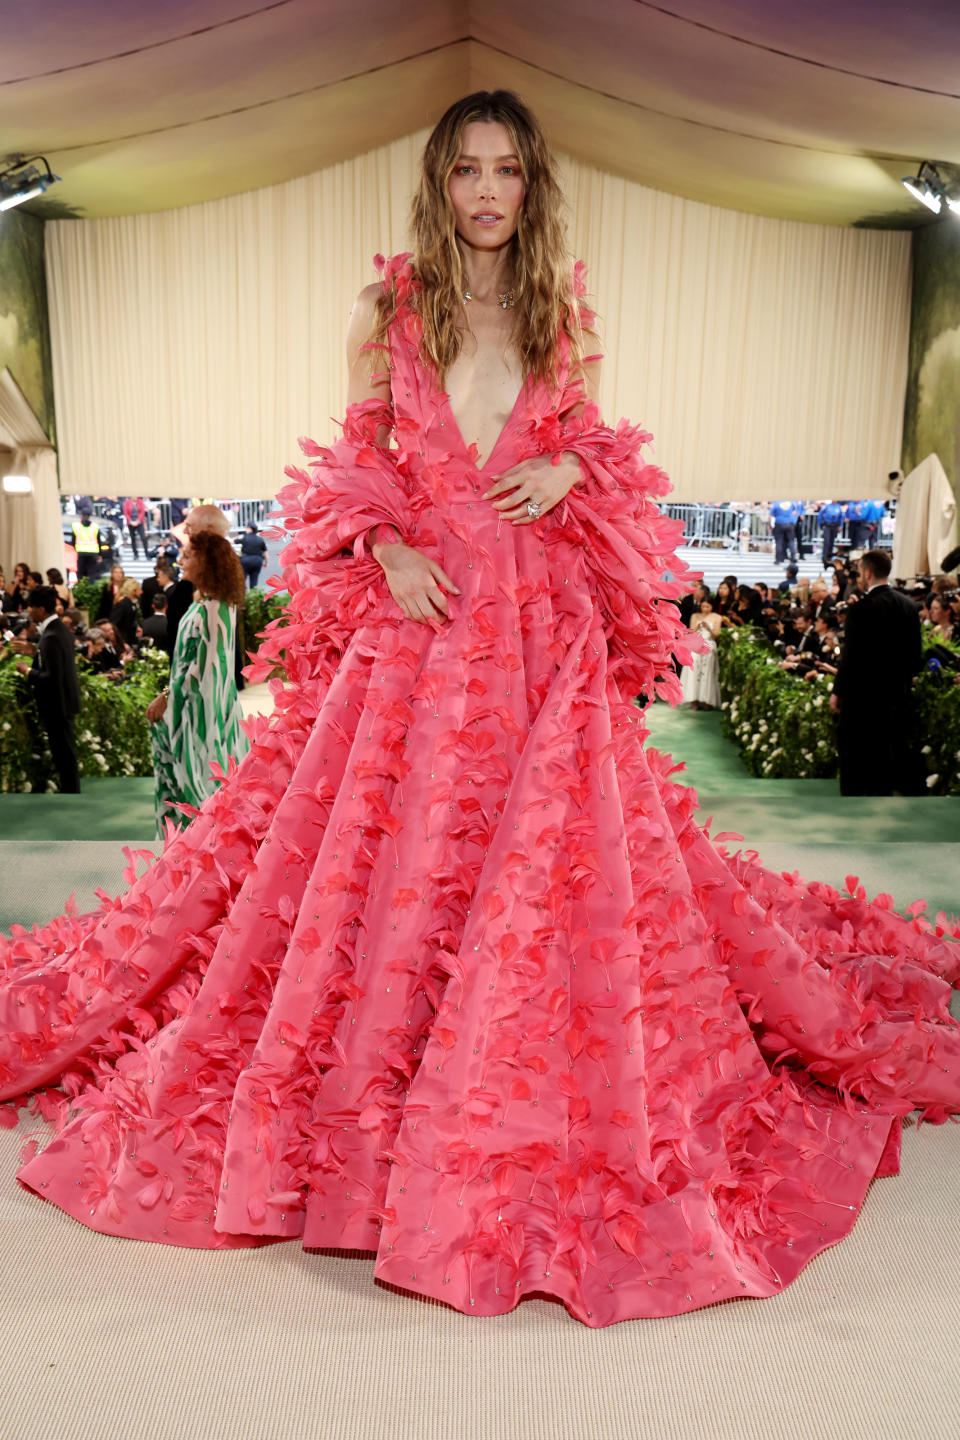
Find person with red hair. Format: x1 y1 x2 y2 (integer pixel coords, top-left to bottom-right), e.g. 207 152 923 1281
145 531 248 831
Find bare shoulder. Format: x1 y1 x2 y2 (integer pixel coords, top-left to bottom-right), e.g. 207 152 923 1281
345 282 383 363
346 281 391 408
580 327 602 405
560 324 602 412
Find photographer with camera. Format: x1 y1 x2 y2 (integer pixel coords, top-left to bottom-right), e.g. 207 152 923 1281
778 606 822 672
830 550 922 795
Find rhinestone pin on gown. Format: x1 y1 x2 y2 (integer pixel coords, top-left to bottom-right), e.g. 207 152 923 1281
1 256 958 1327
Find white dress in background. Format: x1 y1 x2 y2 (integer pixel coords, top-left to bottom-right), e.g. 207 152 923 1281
681 611 723 707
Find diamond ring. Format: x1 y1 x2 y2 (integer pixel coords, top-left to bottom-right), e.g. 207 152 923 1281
526 499 542 519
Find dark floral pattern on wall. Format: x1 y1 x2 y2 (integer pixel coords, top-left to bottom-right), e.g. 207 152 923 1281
903 221 960 503
0 208 55 441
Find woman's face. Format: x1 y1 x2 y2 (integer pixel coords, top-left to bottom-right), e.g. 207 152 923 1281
14 564 27 584
179 543 196 584
111 566 124 585
699 599 713 614
447 121 525 251
930 597 945 622
717 583 729 601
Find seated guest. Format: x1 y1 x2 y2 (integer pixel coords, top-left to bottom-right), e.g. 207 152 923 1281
61 609 87 651
728 584 762 627
141 556 176 616
46 568 73 607
4 561 31 612
714 579 736 619
83 627 117 674
141 592 168 647
808 577 830 618
811 609 842 673
99 619 131 667
762 602 795 650
97 563 127 620
109 578 142 650
779 608 821 671
833 558 860 602
925 595 956 642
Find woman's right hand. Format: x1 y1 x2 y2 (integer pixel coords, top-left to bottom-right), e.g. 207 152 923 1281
145 693 168 725
373 539 461 624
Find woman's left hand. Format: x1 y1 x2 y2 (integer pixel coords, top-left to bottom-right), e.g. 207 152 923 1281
483 452 581 525
145 694 167 725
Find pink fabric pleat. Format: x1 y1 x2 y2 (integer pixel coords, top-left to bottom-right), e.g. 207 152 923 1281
2 255 958 1326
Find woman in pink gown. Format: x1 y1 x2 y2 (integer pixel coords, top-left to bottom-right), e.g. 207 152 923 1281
2 91 959 1328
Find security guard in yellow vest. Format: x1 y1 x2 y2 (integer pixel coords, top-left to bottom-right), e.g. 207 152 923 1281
72 510 102 580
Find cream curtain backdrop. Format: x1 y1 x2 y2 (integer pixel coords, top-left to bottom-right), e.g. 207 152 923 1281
0 368 61 579
45 132 911 502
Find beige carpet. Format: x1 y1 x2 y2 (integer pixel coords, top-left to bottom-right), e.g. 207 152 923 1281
0 1114 958 1440
2 687 959 1438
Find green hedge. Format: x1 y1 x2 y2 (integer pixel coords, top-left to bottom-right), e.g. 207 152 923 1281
717 627 960 794
0 648 169 793
717 629 837 779
241 588 289 656
72 576 109 617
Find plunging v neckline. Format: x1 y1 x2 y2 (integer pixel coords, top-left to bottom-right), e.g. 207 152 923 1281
441 373 530 474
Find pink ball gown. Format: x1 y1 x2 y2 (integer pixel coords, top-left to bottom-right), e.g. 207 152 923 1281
2 255 958 1327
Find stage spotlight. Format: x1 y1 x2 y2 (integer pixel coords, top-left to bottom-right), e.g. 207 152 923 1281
902 171 942 213
0 156 60 213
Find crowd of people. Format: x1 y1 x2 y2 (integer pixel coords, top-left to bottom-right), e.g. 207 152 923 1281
679 549 960 792
1 506 250 825
2 558 166 679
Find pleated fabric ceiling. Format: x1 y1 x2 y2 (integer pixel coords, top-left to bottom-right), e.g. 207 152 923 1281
3 0 959 226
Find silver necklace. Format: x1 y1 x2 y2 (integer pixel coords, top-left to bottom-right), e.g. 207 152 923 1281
463 288 515 310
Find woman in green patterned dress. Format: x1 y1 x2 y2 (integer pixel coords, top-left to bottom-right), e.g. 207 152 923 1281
145 531 249 833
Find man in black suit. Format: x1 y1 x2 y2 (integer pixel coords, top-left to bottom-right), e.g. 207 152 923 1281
830 550 922 796
141 591 168 647
15 585 82 793
140 556 176 616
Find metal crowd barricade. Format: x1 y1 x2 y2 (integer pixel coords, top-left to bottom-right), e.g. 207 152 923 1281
662 503 895 555
664 504 763 550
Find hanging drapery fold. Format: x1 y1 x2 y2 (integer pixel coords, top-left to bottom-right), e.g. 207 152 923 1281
45 135 910 502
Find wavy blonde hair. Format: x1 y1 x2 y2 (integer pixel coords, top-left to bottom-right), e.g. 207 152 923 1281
371 90 584 386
